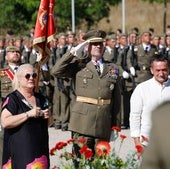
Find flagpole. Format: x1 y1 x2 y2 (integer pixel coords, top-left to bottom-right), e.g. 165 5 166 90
71 0 75 33
122 0 126 34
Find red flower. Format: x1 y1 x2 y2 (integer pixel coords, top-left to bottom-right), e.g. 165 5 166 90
49 147 56 156
79 145 88 154
120 134 127 140
55 142 67 150
52 165 57 169
135 145 144 154
84 149 93 159
112 126 121 132
78 137 86 144
79 145 93 159
95 141 111 157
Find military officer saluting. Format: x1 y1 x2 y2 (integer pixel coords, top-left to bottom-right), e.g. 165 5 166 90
0 45 21 167
51 30 121 155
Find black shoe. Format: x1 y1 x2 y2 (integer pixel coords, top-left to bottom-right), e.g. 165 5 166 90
61 126 68 131
54 124 61 130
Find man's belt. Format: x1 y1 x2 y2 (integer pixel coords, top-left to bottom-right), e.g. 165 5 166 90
76 96 111 106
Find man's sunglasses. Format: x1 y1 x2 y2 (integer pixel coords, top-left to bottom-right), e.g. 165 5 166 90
25 73 37 80
90 42 103 46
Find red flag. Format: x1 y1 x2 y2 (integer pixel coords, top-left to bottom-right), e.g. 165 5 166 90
33 0 56 65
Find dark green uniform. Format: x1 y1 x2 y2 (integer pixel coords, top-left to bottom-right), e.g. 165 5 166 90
131 43 158 85
52 45 71 130
0 36 6 68
0 49 6 69
0 66 14 99
51 52 121 139
0 66 15 167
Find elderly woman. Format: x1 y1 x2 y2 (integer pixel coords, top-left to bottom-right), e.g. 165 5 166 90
1 64 50 169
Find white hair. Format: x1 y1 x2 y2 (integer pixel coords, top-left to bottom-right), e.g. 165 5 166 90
12 64 36 90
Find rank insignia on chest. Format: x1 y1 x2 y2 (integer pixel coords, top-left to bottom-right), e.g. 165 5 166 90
107 67 119 79
0 70 6 76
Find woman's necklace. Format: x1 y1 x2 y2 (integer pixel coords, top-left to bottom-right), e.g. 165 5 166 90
22 93 36 109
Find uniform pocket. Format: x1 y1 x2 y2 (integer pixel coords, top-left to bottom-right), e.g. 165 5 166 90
76 71 93 89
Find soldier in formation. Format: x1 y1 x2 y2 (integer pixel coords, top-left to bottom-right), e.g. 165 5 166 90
0 28 170 161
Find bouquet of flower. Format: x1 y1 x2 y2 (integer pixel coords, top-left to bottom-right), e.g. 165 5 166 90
50 126 146 169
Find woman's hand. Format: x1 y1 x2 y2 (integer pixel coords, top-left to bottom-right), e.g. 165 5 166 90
26 107 49 119
27 107 41 118
41 109 50 119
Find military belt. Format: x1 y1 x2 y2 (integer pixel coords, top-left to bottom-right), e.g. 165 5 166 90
76 96 111 106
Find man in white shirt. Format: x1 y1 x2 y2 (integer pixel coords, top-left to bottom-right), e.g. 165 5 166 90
130 54 170 156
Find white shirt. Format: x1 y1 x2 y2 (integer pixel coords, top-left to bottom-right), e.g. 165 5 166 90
92 59 103 74
142 43 151 51
130 77 170 145
105 46 112 54
9 65 19 73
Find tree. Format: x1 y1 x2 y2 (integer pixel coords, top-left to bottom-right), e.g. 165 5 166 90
0 0 122 35
0 0 39 35
55 0 120 32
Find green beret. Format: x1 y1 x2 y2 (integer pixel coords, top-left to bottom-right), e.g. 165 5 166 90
142 31 152 36
106 34 116 40
66 30 75 36
6 46 20 52
83 30 106 43
119 33 127 38
58 32 66 38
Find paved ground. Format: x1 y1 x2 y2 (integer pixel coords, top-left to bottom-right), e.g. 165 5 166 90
48 128 135 168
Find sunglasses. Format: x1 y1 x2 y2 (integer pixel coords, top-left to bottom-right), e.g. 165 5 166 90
25 73 37 80
91 42 103 46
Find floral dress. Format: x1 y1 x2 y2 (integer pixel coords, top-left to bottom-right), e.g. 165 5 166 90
1 90 49 169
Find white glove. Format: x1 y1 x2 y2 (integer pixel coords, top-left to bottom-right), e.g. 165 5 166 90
70 40 89 56
36 52 42 62
122 71 129 79
130 67 136 76
43 81 49 85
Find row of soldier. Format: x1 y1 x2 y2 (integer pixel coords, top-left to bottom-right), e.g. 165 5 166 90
1 30 170 131
48 32 170 130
